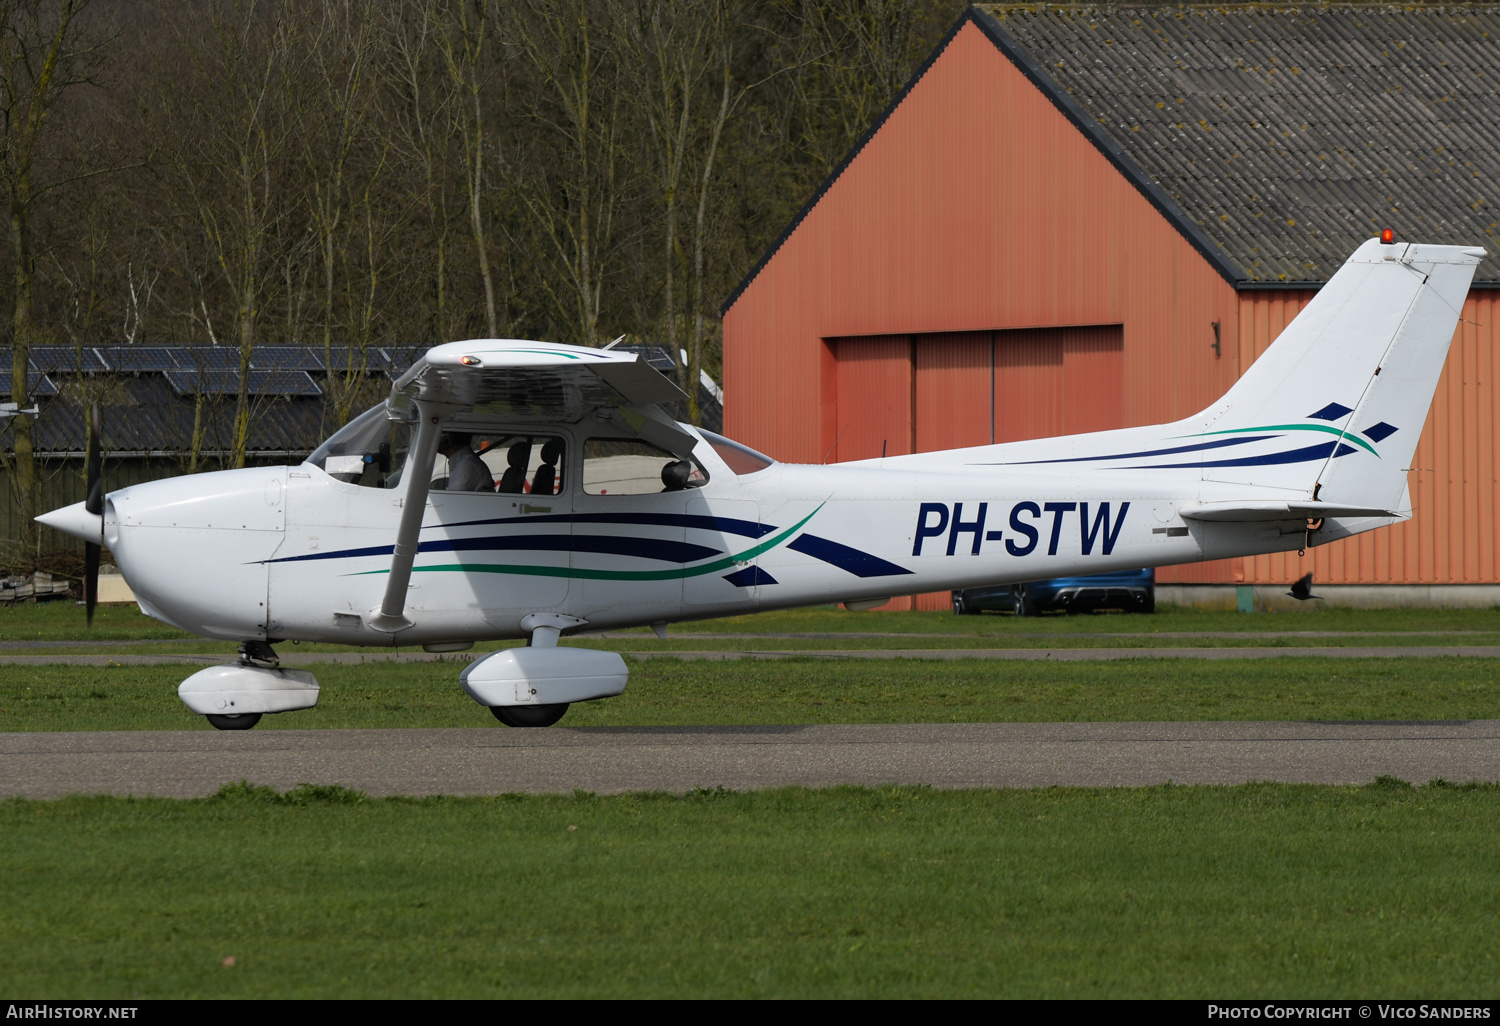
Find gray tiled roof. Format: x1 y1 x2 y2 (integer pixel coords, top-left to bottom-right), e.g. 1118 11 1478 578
976 4 1500 284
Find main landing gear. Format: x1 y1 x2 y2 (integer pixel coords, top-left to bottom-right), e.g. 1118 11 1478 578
490 703 570 728
461 613 628 728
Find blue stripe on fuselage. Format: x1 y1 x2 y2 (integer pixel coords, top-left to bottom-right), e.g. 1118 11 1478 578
1131 441 1358 470
970 435 1275 467
266 533 722 566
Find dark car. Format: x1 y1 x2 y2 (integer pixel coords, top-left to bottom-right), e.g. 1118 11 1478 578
952 568 1155 616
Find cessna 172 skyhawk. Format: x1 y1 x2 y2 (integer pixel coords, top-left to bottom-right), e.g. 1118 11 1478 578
37 236 1487 729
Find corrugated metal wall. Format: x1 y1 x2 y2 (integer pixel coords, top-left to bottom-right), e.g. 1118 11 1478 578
723 18 1499 596
1241 290 1500 587
834 336 914 462
915 332 991 454
994 326 1123 440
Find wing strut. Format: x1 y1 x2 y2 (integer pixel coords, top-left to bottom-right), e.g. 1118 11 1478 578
366 401 456 634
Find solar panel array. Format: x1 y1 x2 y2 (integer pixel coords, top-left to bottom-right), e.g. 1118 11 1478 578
163 369 321 397
250 347 325 371
0 344 723 432
0 346 334 397
98 347 178 372
0 373 59 397
28 346 108 373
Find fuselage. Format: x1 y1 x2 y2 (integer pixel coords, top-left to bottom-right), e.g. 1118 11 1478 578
99 426 1329 645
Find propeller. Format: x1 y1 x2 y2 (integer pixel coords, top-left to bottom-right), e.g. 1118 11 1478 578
83 403 103 627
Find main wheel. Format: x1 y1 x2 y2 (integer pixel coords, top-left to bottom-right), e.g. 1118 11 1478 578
206 713 262 731
490 703 570 728
952 592 970 616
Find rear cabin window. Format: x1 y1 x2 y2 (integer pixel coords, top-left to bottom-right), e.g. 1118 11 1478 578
698 429 774 475
583 439 706 495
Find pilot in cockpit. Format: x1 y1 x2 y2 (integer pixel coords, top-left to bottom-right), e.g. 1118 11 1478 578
437 432 492 492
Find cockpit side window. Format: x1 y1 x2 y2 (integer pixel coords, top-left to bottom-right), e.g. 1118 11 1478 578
308 403 410 488
308 404 569 495
583 438 707 495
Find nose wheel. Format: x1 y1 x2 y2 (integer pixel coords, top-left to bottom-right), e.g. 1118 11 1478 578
490 703 569 728
206 713 263 731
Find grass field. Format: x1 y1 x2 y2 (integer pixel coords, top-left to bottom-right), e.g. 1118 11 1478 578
7 601 1500 998
7 598 1500 731
3 781 1498 998
4 656 1500 731
6 600 1500 648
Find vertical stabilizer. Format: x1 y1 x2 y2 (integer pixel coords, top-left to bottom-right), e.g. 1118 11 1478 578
1197 238 1483 509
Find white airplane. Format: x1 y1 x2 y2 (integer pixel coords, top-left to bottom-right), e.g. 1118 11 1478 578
38 236 1486 729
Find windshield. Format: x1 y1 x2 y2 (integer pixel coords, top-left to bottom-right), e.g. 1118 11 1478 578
306 402 412 488
698 429 774 475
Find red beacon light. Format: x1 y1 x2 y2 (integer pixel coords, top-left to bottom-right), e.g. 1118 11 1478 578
1380 228 1396 245
459 355 482 366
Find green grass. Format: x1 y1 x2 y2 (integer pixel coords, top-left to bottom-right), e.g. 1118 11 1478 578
0 601 195 642
6 601 1500 654
4 782 1499 998
658 603 1500 636
4 656 1499 731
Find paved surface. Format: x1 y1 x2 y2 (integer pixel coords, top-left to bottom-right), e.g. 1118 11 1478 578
3 721 1497 798
7 645 1500 667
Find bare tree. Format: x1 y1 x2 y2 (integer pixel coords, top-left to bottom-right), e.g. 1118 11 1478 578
619 0 712 392
160 0 311 468
434 0 498 338
0 0 109 562
302 0 382 426
382 0 461 345
507 0 625 348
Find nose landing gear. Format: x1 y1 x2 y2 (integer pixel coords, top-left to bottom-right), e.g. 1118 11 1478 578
179 640 320 730
206 712 263 731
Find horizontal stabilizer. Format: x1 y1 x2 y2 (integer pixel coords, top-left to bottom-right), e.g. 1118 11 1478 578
1179 501 1401 523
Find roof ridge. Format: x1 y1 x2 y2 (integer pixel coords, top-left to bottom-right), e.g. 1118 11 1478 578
721 5 1249 316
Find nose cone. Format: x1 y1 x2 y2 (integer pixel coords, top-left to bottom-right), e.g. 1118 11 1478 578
37 500 102 543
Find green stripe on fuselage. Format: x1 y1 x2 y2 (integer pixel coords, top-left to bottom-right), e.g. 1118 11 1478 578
1182 423 1380 457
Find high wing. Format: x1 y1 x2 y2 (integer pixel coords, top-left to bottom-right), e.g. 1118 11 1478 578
370 338 695 633
390 339 696 456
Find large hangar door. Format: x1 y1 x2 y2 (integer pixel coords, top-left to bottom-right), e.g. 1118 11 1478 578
994 326 1123 442
915 332 993 453
831 327 1124 461
832 335 913 464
